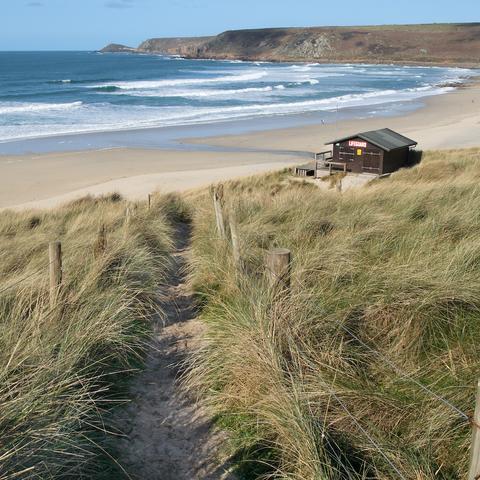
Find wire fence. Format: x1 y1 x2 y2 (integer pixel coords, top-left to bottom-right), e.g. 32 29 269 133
213 195 469 421
263 250 476 471
263 261 471 421
211 193 478 477
338 322 470 421
0 198 145 300
262 252 475 475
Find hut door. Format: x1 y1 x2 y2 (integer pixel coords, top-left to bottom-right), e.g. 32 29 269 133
362 152 381 174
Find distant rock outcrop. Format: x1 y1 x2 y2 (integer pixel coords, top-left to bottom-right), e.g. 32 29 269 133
100 43 137 53
101 23 480 66
138 37 214 56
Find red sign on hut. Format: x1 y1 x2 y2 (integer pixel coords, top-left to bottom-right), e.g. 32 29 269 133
348 140 367 148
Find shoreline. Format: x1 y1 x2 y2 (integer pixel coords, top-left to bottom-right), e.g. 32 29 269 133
186 77 480 152
0 97 434 156
0 67 476 156
1 77 480 211
158 56 480 70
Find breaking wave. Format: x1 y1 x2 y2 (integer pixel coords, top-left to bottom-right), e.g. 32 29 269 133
110 85 286 98
0 101 83 115
91 70 269 90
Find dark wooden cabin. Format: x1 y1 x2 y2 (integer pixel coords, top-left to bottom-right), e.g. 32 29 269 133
325 128 417 175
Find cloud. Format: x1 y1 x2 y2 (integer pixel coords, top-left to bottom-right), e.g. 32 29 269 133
105 0 134 8
26 1 44 6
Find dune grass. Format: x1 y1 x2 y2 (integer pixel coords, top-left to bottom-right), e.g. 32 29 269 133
185 148 480 479
0 192 182 479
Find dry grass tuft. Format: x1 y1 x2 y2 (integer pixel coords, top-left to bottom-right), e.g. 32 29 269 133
0 192 181 478
185 149 480 479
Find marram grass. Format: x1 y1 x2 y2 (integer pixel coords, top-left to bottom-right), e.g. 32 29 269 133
185 149 480 479
0 193 179 479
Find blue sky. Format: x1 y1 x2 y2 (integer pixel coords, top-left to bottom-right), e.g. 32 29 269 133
1 0 479 50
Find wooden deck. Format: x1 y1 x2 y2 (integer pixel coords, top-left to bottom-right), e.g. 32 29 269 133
325 161 348 174
294 151 352 178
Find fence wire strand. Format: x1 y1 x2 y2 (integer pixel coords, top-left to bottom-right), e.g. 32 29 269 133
263 259 470 422
326 383 408 480
262 257 472 475
338 322 470 421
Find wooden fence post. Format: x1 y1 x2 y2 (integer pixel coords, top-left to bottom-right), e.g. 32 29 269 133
94 224 107 257
124 206 131 240
336 179 343 193
266 248 291 292
212 186 226 239
469 379 480 480
148 194 152 210
49 241 62 308
229 215 241 268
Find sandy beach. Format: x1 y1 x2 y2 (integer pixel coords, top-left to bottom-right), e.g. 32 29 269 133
1 79 479 211
0 150 299 210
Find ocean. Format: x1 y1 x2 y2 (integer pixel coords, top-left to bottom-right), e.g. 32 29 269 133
0 51 477 151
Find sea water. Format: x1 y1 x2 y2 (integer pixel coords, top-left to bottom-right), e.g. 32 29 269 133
0 51 477 149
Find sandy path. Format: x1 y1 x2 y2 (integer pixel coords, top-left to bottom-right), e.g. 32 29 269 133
112 223 234 480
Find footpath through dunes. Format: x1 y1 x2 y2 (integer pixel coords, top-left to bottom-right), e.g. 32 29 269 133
111 221 235 480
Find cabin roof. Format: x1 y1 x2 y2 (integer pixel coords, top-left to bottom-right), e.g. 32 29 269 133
326 128 417 152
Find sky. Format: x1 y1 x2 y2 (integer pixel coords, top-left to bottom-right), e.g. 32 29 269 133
1 0 479 50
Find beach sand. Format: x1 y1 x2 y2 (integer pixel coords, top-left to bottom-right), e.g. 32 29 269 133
1 80 479 211
0 150 299 210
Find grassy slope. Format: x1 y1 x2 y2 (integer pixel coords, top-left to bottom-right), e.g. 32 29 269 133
0 193 184 479
186 149 480 479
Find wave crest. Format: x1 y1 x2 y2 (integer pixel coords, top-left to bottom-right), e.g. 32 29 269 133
91 70 268 90
0 101 83 114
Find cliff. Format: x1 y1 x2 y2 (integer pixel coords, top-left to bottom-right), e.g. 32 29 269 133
138 36 214 56
101 23 480 66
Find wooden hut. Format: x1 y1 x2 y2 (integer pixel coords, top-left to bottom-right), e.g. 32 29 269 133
325 128 417 175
